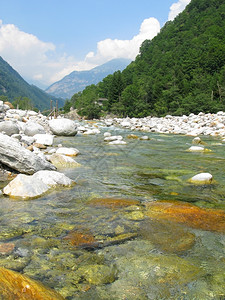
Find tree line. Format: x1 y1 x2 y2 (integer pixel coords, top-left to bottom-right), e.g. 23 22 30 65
64 0 225 119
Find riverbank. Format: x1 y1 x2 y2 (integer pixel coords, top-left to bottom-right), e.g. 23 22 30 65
101 111 225 138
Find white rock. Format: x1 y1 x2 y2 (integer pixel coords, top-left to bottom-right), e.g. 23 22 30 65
104 135 123 142
108 140 127 145
3 174 49 199
120 121 131 128
24 121 45 136
21 135 35 146
83 129 100 135
188 146 205 152
33 170 74 187
188 173 213 184
56 147 79 156
104 132 111 137
33 134 54 146
192 137 202 144
49 118 77 136
0 133 56 174
3 171 74 199
140 136 150 140
48 153 81 168
0 120 20 136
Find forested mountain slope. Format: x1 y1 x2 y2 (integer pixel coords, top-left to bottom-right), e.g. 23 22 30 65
0 56 64 111
67 0 225 118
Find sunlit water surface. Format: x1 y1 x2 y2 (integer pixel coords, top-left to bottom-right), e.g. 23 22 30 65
0 126 224 299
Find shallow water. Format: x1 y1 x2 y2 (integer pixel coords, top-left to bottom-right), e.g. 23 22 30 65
0 126 224 299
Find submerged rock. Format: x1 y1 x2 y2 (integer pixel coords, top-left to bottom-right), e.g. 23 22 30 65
0 266 64 299
77 264 117 285
145 200 225 233
0 133 56 175
89 197 140 209
140 219 195 254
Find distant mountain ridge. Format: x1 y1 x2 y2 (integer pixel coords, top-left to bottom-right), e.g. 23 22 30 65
45 58 131 99
0 56 64 111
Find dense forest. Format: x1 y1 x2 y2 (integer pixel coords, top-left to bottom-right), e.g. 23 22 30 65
64 0 225 118
0 56 64 111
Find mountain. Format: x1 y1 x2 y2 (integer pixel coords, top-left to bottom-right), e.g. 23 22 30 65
45 58 131 99
69 0 225 118
0 56 64 111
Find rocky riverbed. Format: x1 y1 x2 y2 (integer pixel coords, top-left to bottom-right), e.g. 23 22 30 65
0 102 225 299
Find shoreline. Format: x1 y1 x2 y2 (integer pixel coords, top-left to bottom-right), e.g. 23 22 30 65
101 111 225 138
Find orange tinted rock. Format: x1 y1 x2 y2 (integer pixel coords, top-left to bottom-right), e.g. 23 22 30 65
4 102 14 109
0 243 15 255
89 198 140 209
145 200 225 233
0 266 64 299
64 229 96 247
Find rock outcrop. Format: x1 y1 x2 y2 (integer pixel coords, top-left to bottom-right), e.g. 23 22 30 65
0 133 56 174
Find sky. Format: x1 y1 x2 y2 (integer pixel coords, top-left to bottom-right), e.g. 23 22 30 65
0 0 191 88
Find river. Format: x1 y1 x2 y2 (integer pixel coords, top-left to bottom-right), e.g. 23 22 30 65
0 124 224 299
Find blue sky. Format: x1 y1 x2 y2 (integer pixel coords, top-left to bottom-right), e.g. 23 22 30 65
0 0 191 88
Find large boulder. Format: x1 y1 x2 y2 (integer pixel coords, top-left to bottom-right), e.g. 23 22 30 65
0 121 19 136
0 133 56 174
3 170 75 199
49 118 77 136
24 121 45 136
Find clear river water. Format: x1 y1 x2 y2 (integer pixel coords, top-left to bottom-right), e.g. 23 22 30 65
0 123 224 299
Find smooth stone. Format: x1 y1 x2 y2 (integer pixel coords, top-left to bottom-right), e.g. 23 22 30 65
56 147 79 156
0 266 64 299
109 140 127 145
0 120 19 136
104 135 123 141
0 133 56 174
24 121 45 136
33 170 74 187
192 137 202 144
3 174 49 199
33 134 54 146
83 129 100 135
49 118 77 136
140 135 150 140
104 132 111 137
188 172 213 184
3 170 74 199
188 146 205 152
48 153 81 168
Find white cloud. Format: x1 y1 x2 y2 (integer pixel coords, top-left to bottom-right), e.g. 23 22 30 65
84 17 160 65
168 0 191 21
0 20 78 87
0 18 160 87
